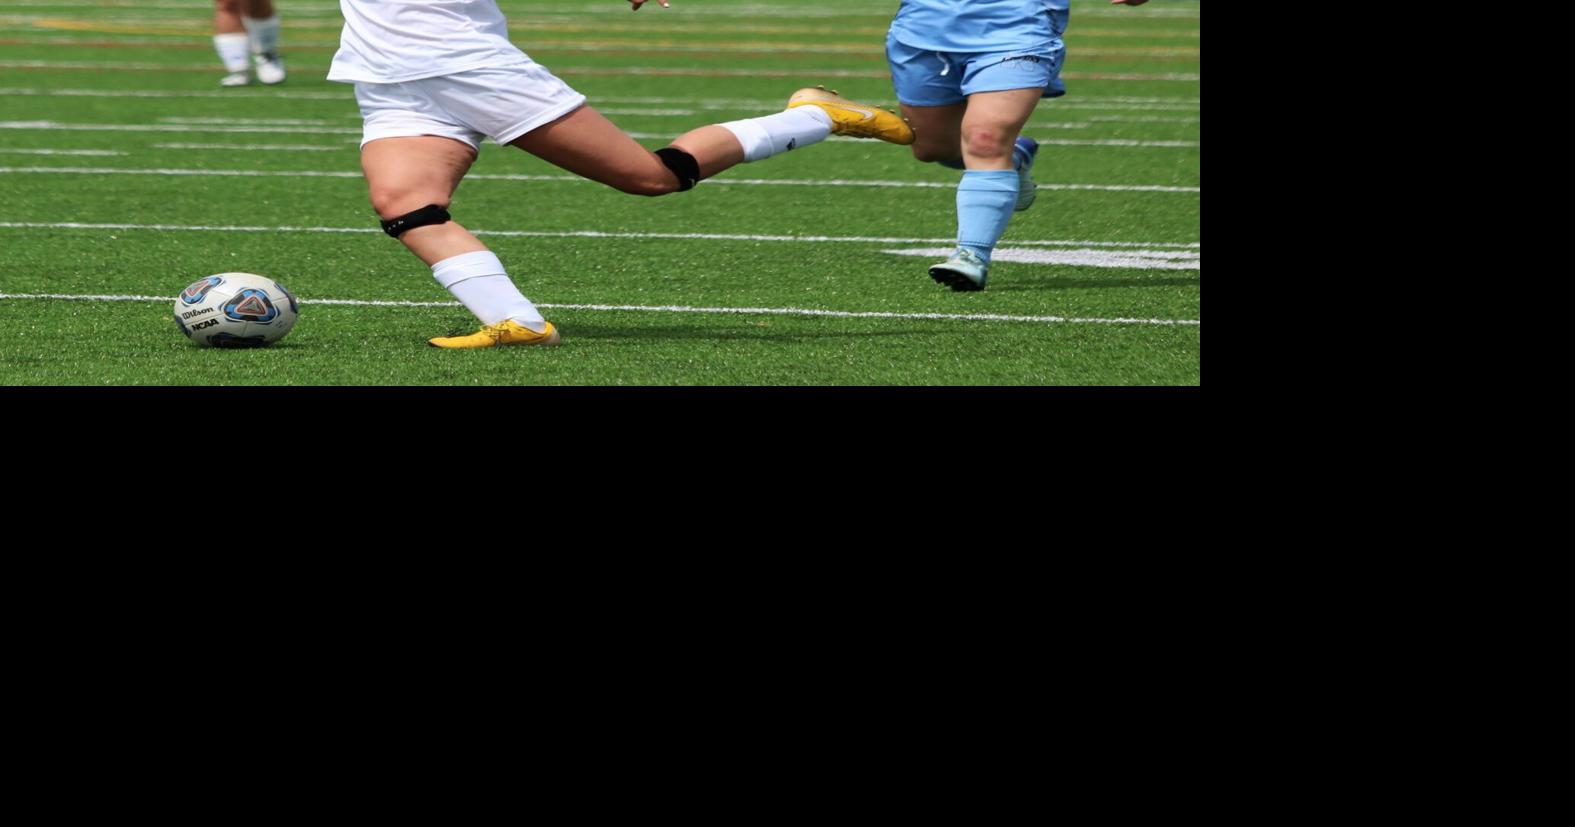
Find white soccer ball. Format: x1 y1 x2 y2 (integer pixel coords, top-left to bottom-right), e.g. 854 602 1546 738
173 272 299 348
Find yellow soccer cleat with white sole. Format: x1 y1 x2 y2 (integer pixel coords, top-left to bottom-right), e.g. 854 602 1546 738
428 319 561 349
788 86 915 145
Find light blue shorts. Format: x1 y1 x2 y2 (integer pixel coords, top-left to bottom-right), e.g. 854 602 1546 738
886 33 1065 108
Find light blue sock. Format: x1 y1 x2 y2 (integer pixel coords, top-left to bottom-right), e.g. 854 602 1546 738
956 170 1020 263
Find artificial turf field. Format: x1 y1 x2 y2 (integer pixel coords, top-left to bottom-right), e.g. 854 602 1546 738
0 0 1200 386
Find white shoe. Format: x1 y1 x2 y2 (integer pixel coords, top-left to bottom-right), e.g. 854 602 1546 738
220 70 251 88
254 53 286 85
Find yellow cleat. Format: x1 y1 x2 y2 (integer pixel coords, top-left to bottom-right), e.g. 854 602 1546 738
788 86 915 146
428 319 561 349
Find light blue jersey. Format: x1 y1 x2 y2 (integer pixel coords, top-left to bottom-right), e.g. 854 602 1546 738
890 0 1069 55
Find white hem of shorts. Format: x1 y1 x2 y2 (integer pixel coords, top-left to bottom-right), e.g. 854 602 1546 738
493 93 588 146
328 55 533 85
360 130 483 152
356 91 586 151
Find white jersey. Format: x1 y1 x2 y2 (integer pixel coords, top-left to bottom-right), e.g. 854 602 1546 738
328 0 533 84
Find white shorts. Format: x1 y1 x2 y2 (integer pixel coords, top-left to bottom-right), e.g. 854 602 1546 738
354 62 587 152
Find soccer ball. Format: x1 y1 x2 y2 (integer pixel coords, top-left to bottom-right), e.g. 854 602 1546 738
173 272 299 348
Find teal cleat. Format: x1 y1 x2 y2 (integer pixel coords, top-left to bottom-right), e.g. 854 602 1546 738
1014 136 1039 212
929 248 989 292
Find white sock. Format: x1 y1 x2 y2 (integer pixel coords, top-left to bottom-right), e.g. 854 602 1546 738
213 33 250 72
719 107 832 163
241 14 281 56
431 251 547 332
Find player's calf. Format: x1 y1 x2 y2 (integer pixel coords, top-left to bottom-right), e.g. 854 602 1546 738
912 145 964 168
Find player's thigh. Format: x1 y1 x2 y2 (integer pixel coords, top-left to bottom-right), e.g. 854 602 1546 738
959 88 1043 162
900 102 966 162
214 0 242 28
887 34 968 157
509 105 675 196
360 136 477 217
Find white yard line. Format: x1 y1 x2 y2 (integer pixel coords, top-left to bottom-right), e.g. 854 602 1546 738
1085 115 1202 124
0 1 851 14
0 165 1201 193
151 142 345 152
5 122 1196 148
0 221 1200 250
0 88 1190 105
0 293 1199 328
0 88 1198 105
0 59 1200 81
0 147 125 156
626 131 1194 147
0 88 1200 112
592 107 697 116
1039 138 1197 148
157 116 340 126
1076 6 1200 18
0 0 342 11
0 120 362 135
882 247 1199 272
0 86 354 101
1046 102 1201 112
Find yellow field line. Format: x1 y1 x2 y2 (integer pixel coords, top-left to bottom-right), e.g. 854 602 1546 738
15 22 1199 59
26 17 203 36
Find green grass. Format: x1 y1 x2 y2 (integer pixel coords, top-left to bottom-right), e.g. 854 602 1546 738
0 0 1201 386
10 301 1198 386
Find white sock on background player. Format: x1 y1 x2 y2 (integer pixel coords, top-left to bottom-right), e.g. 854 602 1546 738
213 32 250 73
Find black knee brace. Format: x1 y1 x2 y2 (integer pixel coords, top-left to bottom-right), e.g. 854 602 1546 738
655 147 701 192
381 204 452 238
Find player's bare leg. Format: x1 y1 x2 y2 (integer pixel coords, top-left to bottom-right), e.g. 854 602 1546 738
362 136 558 347
510 105 735 194
512 92 912 195
958 88 1041 170
362 137 486 264
213 0 251 86
900 101 967 168
214 0 244 35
